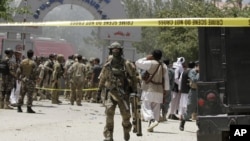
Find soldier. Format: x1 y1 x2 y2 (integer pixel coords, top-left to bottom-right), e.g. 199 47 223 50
96 41 138 141
51 54 65 104
32 56 43 101
84 57 95 102
0 48 16 109
17 49 37 113
90 57 102 103
63 55 74 99
36 56 47 100
38 54 55 100
10 50 23 106
67 54 86 106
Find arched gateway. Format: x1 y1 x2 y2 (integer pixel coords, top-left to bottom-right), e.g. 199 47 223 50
0 0 141 61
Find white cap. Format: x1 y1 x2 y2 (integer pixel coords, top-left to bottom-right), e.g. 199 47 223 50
177 57 185 64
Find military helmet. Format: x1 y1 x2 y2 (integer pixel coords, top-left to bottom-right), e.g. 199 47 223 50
109 41 123 49
4 48 14 55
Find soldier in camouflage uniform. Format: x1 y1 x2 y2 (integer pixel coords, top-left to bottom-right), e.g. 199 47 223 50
84 57 94 101
17 49 37 113
32 56 43 101
51 54 65 104
96 41 138 141
38 54 55 100
67 54 86 106
0 48 16 109
63 55 74 99
10 50 23 106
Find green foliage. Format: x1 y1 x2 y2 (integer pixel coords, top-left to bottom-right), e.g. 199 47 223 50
123 0 250 63
0 0 12 21
0 0 31 21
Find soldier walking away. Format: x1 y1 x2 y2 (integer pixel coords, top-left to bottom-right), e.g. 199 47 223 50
67 54 86 106
17 49 37 113
51 54 65 104
0 48 16 109
96 41 138 141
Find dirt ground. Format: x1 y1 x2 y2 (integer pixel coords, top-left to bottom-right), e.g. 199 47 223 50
0 97 197 141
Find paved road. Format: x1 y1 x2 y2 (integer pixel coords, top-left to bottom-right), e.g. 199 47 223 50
0 97 197 141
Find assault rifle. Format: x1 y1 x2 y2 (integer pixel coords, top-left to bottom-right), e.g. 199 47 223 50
130 93 142 136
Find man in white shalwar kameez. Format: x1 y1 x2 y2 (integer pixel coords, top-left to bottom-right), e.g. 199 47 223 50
168 57 185 120
135 49 169 132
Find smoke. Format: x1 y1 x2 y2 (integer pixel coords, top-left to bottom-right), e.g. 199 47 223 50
42 4 102 59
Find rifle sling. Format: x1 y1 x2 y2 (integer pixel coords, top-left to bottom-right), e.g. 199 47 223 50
145 62 161 84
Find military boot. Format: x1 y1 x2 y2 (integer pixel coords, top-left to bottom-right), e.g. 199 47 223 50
124 131 130 141
27 106 36 113
17 106 23 113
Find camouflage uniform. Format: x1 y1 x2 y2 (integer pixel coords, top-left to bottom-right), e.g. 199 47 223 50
98 42 138 141
39 55 54 99
90 58 102 103
67 55 86 106
83 58 94 101
51 54 65 104
0 49 16 109
17 49 37 113
33 56 43 100
63 56 74 99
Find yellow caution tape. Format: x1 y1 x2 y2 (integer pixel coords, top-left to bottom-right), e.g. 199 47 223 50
0 18 250 27
36 87 99 92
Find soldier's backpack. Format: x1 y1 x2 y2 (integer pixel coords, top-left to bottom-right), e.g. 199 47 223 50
0 59 10 75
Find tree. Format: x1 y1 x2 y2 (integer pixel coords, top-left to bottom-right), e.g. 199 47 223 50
0 0 12 21
123 0 250 62
0 0 31 21
122 0 164 54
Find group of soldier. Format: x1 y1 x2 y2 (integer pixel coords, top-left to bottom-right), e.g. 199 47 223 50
0 47 102 113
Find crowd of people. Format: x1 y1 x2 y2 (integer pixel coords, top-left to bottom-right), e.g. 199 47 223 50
0 47 102 113
0 41 199 141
